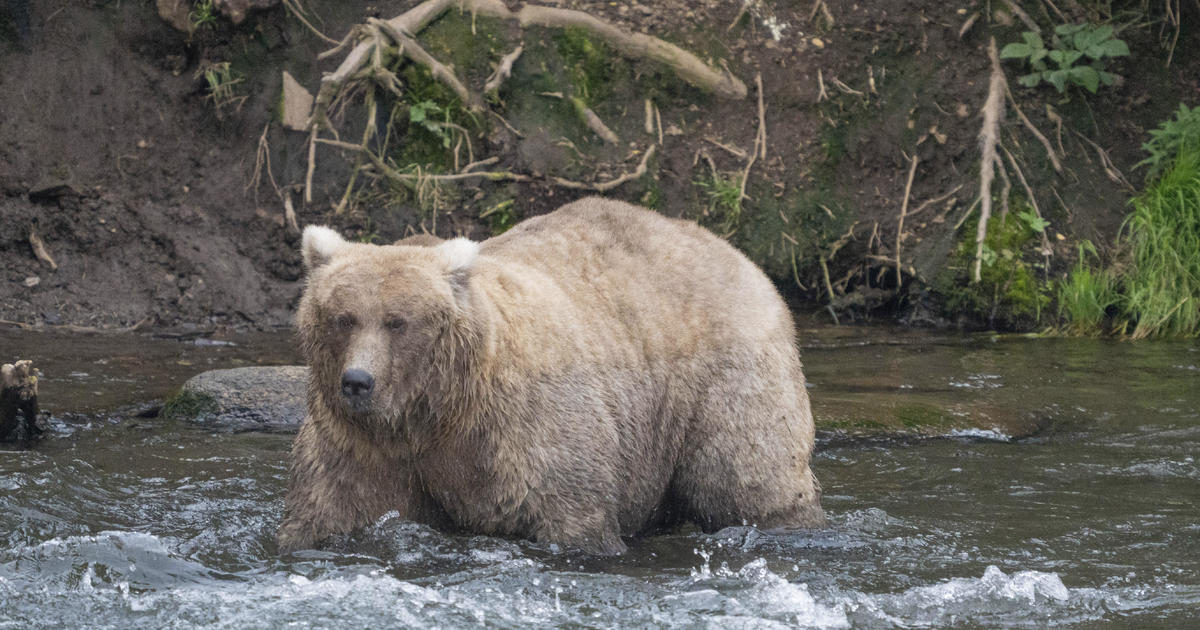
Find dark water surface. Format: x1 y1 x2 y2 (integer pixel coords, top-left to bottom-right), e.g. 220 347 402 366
1 327 1197 628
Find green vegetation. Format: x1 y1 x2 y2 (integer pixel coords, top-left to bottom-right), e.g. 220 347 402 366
408 100 455 149
197 61 246 116
1049 106 1200 338
479 198 518 235
1136 103 1200 180
1116 145 1200 338
556 26 613 102
161 390 217 422
1056 241 1118 335
696 170 744 235
1000 24 1128 93
188 0 217 32
938 209 1052 327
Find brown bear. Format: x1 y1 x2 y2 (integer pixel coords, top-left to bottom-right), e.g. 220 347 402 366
278 197 823 554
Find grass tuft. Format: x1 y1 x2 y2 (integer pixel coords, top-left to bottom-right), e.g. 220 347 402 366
1056 240 1118 335
1117 145 1200 338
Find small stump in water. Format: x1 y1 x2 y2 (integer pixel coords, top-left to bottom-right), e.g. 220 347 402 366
2 360 44 442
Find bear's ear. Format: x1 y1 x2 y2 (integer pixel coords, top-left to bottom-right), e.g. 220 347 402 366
435 237 479 305
302 226 348 271
435 237 479 272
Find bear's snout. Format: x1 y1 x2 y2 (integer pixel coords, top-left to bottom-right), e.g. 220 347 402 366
341 369 375 402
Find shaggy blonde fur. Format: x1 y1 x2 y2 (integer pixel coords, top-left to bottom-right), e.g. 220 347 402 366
279 197 823 554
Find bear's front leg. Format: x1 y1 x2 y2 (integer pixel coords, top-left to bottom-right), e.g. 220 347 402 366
532 509 627 556
278 417 422 552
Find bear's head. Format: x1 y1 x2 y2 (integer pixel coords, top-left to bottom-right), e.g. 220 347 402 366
297 226 480 428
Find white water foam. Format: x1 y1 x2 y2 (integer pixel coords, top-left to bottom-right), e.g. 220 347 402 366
947 427 1013 441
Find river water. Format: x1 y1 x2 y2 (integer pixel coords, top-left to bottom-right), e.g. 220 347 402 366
1 326 1197 628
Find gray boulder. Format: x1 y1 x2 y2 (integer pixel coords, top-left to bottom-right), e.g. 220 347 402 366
164 366 307 431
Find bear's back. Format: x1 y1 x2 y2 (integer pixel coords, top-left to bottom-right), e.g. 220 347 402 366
479 197 794 353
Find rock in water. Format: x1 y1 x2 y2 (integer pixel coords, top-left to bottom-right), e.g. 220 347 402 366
164 366 308 432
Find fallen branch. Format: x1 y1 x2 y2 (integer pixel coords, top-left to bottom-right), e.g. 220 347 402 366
484 44 523 95
29 230 56 270
372 18 482 111
736 73 766 205
1001 146 1054 257
552 145 657 192
318 138 531 184
974 38 1005 284
908 183 964 218
727 0 750 31
1004 83 1062 173
283 193 300 233
282 0 339 45
1004 0 1041 34
570 97 620 145
756 72 768 159
316 0 745 113
809 0 835 28
704 137 748 159
959 12 980 39
996 158 1012 219
895 153 919 286
0 316 152 334
539 92 619 144
1071 129 1134 191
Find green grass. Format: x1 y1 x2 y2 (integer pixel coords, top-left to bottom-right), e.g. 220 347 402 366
1117 145 1200 338
1056 241 1118 335
695 170 744 235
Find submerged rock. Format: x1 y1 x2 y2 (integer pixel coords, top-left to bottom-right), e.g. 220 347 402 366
164 366 307 431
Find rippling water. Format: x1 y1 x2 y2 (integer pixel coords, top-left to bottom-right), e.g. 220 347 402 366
2 328 1197 628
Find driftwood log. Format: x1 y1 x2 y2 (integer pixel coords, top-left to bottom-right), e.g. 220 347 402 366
1 360 43 442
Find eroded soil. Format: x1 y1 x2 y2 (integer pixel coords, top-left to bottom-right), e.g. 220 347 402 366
1 0 1197 330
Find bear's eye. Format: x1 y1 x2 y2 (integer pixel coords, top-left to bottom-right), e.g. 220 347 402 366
384 316 407 333
332 313 356 331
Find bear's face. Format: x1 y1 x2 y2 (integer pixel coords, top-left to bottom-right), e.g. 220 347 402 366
298 227 478 425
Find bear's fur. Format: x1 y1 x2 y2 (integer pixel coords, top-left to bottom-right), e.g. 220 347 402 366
278 197 823 554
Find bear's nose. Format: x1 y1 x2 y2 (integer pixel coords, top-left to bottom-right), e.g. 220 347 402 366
341 369 375 400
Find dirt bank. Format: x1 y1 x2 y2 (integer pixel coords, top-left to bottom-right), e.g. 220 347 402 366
1 1 1196 330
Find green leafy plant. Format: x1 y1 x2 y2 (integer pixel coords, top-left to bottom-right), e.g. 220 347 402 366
409 100 453 148
938 209 1052 328
1000 24 1129 93
1136 103 1200 180
1018 209 1050 233
189 0 218 32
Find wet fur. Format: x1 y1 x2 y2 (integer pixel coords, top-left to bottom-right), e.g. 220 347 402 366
278 197 824 554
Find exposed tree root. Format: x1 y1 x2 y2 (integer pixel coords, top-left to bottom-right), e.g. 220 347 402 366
552 145 657 192
371 17 482 111
735 74 767 206
974 38 1005 284
484 45 523 95
1004 83 1062 173
300 0 739 210
1001 146 1053 259
895 153 919 286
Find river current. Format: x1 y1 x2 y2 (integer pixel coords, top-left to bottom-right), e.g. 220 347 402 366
1 326 1197 628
